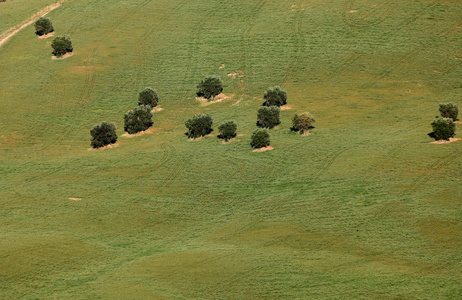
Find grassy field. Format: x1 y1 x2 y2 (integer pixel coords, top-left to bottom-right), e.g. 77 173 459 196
0 0 58 34
1 0 462 298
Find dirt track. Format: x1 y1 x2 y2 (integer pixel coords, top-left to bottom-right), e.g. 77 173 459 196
0 0 66 48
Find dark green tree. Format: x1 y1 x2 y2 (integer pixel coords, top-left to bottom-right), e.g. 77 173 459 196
185 114 213 138
51 35 73 57
257 106 280 129
250 128 270 149
218 121 237 141
34 17 54 36
196 76 223 100
439 102 459 121
263 86 287 107
292 112 315 133
124 105 153 134
90 122 117 149
138 87 159 107
431 117 456 140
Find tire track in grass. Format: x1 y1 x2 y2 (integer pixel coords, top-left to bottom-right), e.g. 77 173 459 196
313 147 349 177
284 3 306 84
374 149 459 217
342 0 393 29
238 0 267 95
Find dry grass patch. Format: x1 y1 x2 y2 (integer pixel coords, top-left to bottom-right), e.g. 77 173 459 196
151 106 163 113
52 52 74 60
68 197 82 201
430 138 460 144
196 93 233 106
252 146 274 152
88 143 119 150
38 32 54 39
121 127 158 138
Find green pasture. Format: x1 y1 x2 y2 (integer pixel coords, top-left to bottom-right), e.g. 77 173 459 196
1 0 461 298
0 0 57 34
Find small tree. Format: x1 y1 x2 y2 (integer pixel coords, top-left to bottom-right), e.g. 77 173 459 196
197 76 223 100
185 114 213 138
138 87 159 107
250 128 270 149
439 102 459 121
257 106 280 129
218 121 237 141
90 122 117 149
292 112 315 133
51 35 73 57
263 86 287 107
34 17 53 36
124 105 153 134
431 117 455 140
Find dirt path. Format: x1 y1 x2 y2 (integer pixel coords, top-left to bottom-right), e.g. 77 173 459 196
0 0 66 48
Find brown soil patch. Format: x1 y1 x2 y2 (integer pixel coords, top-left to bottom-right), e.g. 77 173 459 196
151 106 163 113
89 143 119 150
430 138 460 144
299 131 311 136
122 127 158 138
68 197 82 201
38 32 54 39
219 64 225 69
348 10 358 13
280 105 293 111
252 146 274 152
0 0 66 48
227 72 238 78
196 93 233 106
454 121 462 125
52 52 74 60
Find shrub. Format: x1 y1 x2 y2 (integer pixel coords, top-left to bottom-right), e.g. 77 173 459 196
124 105 153 134
250 128 270 149
257 106 280 129
185 114 213 138
218 121 237 141
138 87 159 107
196 76 223 100
292 112 315 133
431 117 455 140
439 102 459 120
90 122 117 149
34 17 53 36
263 86 287 107
51 35 73 57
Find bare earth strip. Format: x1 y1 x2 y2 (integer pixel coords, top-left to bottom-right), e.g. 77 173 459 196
0 0 66 48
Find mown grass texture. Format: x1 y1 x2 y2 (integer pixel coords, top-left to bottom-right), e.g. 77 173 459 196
0 0 461 298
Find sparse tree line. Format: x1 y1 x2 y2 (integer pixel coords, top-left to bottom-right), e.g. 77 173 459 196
91 77 316 150
34 17 73 57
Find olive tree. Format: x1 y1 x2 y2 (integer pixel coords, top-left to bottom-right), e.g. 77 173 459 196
34 17 53 36
196 76 223 100
138 87 159 107
263 86 287 107
124 105 153 134
257 106 280 129
218 121 237 141
431 117 455 140
90 122 117 149
185 114 213 138
439 102 459 121
51 35 73 57
292 112 315 133
250 128 270 149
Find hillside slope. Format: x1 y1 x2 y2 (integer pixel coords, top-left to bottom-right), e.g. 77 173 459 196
1 0 461 298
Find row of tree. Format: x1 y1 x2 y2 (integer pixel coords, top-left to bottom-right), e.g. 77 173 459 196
90 78 316 150
90 88 159 148
35 17 73 57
